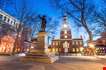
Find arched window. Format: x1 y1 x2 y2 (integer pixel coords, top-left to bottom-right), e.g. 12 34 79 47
53 42 55 46
73 48 75 52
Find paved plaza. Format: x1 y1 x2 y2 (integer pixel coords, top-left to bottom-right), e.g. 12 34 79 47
0 56 105 70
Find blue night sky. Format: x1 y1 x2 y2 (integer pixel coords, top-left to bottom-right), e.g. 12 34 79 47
3 0 102 43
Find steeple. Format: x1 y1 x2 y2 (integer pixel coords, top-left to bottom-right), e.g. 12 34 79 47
61 14 69 30
63 14 67 24
60 14 72 39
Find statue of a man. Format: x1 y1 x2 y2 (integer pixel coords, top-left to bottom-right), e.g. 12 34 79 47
41 16 46 32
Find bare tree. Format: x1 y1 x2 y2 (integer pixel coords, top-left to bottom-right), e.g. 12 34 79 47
93 0 106 35
9 0 59 53
92 10 106 36
0 0 59 52
52 0 96 41
0 22 16 38
45 16 59 37
10 0 39 53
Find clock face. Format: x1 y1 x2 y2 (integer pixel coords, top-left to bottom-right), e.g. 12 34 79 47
65 35 67 38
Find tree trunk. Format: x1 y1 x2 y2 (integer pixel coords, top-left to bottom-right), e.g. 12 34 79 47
81 12 93 42
86 28 92 42
82 20 93 42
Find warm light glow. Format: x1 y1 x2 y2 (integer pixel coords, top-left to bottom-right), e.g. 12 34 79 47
63 41 69 48
73 48 75 52
53 42 55 45
80 47 84 52
27 48 29 52
89 42 95 48
47 48 51 52
65 35 67 38
96 48 99 50
0 35 15 53
31 46 34 49
53 48 55 52
76 48 79 52
56 48 58 52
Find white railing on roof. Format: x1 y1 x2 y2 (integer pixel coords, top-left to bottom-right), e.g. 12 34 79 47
0 9 20 28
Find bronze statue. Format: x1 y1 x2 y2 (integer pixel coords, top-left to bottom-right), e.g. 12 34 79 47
41 16 46 32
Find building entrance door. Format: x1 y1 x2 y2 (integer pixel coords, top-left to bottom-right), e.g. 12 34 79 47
63 41 69 55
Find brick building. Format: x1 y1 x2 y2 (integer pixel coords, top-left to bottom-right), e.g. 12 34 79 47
95 32 106 55
51 15 83 55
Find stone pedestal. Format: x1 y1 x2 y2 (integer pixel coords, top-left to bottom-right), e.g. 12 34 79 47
21 32 58 63
37 32 48 53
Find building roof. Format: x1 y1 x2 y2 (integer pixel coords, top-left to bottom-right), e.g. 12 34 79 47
0 9 20 23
